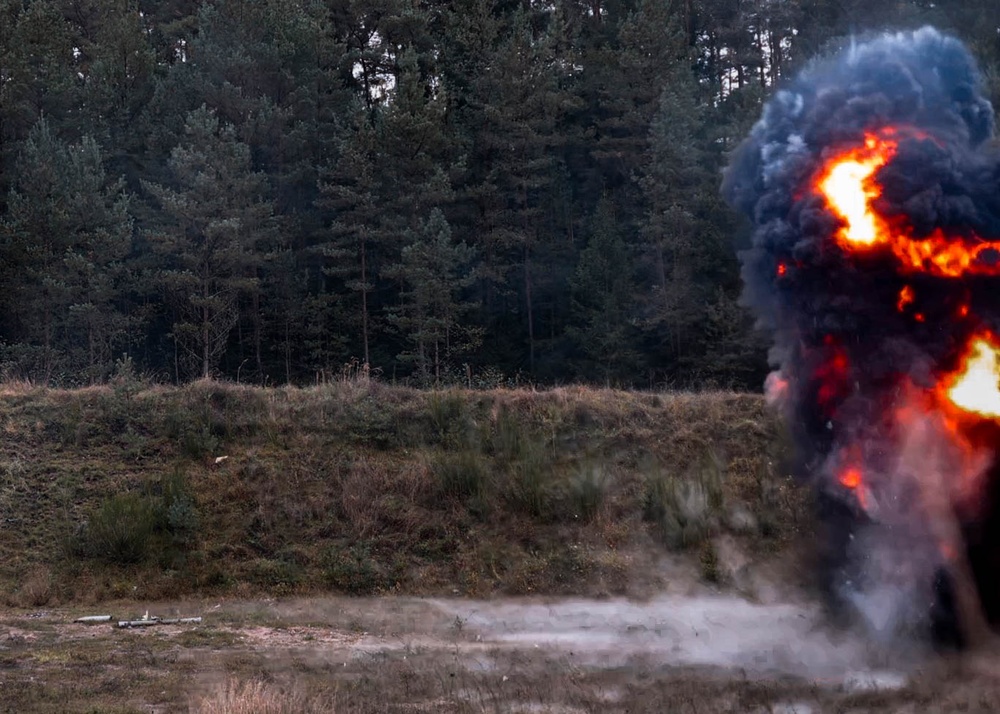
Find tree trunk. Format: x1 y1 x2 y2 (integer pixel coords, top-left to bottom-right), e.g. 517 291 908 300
524 245 535 373
361 234 370 366
202 283 210 379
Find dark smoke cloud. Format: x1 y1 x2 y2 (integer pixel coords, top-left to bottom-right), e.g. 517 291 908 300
724 27 997 449
723 28 1000 643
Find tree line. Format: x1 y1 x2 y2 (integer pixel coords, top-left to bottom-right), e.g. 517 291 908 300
0 0 996 388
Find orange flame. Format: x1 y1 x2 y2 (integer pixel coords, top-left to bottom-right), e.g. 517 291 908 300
838 463 868 509
897 285 914 312
817 131 1000 277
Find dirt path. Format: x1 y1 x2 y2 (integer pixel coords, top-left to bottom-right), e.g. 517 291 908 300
0 592 988 713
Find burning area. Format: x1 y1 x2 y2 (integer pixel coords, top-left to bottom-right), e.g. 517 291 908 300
724 27 1000 649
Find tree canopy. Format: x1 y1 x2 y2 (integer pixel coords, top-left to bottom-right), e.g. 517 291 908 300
0 0 995 388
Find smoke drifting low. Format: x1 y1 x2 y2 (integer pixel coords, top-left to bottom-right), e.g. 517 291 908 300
724 28 1000 646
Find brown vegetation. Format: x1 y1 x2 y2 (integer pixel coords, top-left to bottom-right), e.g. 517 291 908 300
0 379 805 604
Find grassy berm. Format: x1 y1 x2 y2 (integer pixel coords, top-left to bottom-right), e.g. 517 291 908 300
0 377 806 606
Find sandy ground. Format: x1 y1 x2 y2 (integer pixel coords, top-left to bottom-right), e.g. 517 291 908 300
2 590 987 713
433 594 905 683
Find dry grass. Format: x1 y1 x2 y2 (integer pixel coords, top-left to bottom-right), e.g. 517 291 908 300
0 379 806 603
196 678 325 714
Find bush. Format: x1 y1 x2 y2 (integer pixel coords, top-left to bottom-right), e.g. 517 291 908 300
699 540 721 583
246 558 303 592
158 468 199 546
507 436 551 518
488 407 526 461
644 473 712 550
342 396 399 449
322 543 397 595
76 493 156 564
427 390 469 447
568 463 608 522
434 449 490 502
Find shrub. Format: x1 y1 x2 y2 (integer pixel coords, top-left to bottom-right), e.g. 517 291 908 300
488 407 526 461
427 390 468 446
699 540 721 583
76 493 156 564
506 435 551 518
434 449 490 502
11 567 53 607
246 558 303 592
644 473 712 550
568 463 609 522
342 396 399 449
159 468 199 546
322 543 396 595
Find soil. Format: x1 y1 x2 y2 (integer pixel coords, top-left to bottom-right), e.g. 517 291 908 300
2 588 960 713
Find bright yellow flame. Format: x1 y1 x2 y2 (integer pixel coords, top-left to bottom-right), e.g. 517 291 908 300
946 337 1000 418
818 154 888 247
815 132 1000 277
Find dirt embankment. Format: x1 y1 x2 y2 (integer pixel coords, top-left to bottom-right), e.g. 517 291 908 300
0 380 807 605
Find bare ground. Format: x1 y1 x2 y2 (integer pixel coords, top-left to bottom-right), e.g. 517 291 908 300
2 589 1000 713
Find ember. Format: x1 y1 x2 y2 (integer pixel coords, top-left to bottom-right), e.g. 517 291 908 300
724 27 1000 648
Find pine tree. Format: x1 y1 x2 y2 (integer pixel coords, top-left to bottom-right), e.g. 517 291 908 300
1 119 132 382
385 209 478 384
437 1 570 376
318 121 379 367
567 196 640 383
143 106 273 380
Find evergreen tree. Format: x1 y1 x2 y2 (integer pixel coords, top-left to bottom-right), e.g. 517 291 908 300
1 119 132 382
438 1 570 376
318 120 379 367
568 197 640 383
386 209 478 384
143 106 274 380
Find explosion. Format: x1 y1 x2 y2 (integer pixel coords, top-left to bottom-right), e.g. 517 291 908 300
724 27 1000 649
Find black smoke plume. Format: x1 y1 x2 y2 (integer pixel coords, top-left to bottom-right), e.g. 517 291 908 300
723 27 1000 645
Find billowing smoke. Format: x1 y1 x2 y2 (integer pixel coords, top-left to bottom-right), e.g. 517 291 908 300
724 27 1000 647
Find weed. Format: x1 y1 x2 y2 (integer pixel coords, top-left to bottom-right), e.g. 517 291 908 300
197 678 321 714
699 540 721 583
433 449 490 502
322 543 395 595
568 462 609 522
247 558 303 593
507 436 551 519
75 493 156 564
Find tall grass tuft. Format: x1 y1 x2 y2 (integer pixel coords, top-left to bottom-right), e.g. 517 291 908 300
508 435 550 518
643 450 727 551
197 678 322 714
427 390 468 447
434 449 490 503
568 463 608 522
